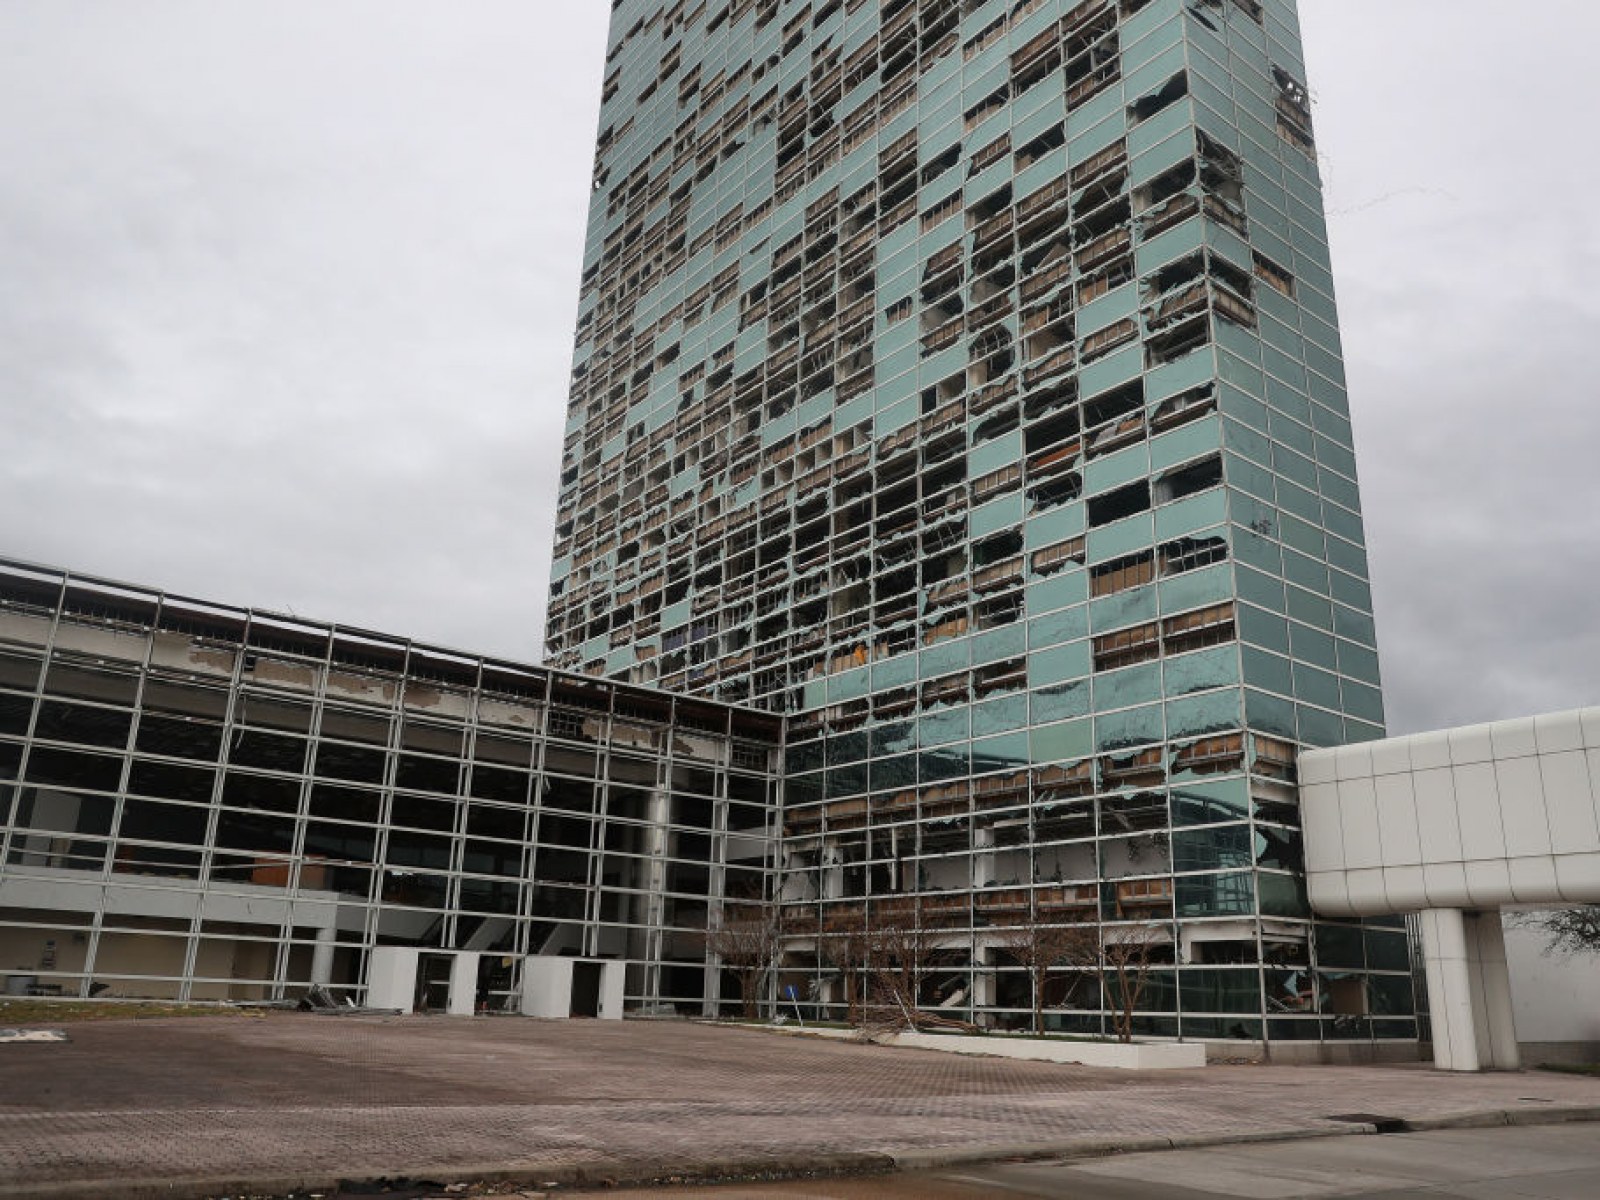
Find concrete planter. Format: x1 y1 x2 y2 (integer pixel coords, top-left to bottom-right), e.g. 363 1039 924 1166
890 1030 1207 1070
766 1024 1206 1070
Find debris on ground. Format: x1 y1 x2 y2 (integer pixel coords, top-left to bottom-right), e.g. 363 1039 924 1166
0 998 263 1023
205 1182 553 1200
297 984 403 1017
0 1028 68 1043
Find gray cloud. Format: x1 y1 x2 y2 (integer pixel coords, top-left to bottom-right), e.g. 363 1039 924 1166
1303 0 1600 733
1 2 1595 736
0 1 610 661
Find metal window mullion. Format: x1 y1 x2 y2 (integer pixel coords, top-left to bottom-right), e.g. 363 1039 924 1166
0 588 53 879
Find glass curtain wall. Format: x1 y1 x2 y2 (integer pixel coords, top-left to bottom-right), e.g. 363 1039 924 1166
547 0 1412 1043
0 561 780 1012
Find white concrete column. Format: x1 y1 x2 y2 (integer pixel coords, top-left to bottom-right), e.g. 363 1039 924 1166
821 842 843 900
1419 908 1480 1071
639 788 672 1001
971 944 995 1012
972 826 996 888
521 957 574 1018
1467 912 1520 1070
365 946 419 1012
701 958 722 1018
598 960 626 1020
310 926 336 986
447 951 481 1016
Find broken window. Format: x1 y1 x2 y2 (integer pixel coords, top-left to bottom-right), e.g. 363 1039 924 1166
1089 550 1156 597
1151 385 1217 433
1027 471 1083 512
1172 732 1246 777
1160 535 1229 576
1253 251 1295 297
1087 480 1151 528
1011 27 1062 94
971 464 1022 503
1162 602 1236 656
1014 122 1065 171
1272 66 1314 154
1030 537 1086 576
974 657 1027 697
1144 314 1210 367
1129 71 1188 123
1154 453 1223 504
1079 317 1138 364
1093 622 1160 671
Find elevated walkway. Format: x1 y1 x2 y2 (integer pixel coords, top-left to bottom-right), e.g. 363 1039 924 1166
1302 707 1600 1070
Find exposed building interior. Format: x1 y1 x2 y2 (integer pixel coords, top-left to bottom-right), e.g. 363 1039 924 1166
0 560 781 1015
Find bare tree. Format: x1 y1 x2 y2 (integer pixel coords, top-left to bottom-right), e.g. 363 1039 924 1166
865 913 933 1029
1513 906 1600 957
997 920 1099 1035
819 905 869 1024
1100 924 1163 1044
706 901 780 1020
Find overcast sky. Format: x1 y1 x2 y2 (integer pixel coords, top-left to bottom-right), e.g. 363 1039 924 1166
1 2 1595 736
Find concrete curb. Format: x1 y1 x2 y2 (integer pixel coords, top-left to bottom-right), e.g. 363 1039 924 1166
4 1105 1597 1200
886 1108 1600 1177
1404 1103 1600 1131
0 1152 899 1200
888 1123 1375 1173
888 1135 1178 1173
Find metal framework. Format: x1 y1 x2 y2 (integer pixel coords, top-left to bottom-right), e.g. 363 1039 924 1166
0 558 781 1012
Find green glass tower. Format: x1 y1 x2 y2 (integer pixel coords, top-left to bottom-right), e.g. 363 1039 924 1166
547 0 1414 1044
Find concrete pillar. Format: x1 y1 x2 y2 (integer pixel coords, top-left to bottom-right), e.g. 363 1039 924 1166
1468 912 1520 1070
447 951 481 1016
1419 909 1480 1071
521 957 574 1018
701 957 722 1018
973 826 996 887
310 926 336 986
634 787 672 1002
822 842 843 900
365 946 419 1012
1419 908 1521 1071
598 960 626 1020
971 946 995 1013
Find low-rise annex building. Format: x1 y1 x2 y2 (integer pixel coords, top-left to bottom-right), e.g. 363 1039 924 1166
0 558 782 1016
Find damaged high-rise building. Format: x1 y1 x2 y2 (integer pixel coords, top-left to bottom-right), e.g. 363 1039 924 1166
544 0 1416 1044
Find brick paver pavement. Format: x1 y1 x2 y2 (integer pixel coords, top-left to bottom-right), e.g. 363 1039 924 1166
1 1014 1596 1198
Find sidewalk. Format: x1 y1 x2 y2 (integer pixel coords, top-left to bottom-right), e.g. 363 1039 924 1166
1 1014 1596 1199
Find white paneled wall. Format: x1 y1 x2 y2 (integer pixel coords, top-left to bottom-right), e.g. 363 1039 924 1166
1303 708 1600 917
1301 708 1600 1070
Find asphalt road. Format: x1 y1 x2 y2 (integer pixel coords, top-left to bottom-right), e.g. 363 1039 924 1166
574 1123 1600 1199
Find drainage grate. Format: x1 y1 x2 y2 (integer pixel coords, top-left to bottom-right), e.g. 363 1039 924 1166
1326 1113 1409 1134
332 1178 447 1198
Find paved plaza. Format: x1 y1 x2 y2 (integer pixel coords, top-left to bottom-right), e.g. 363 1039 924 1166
1 1014 1597 1199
